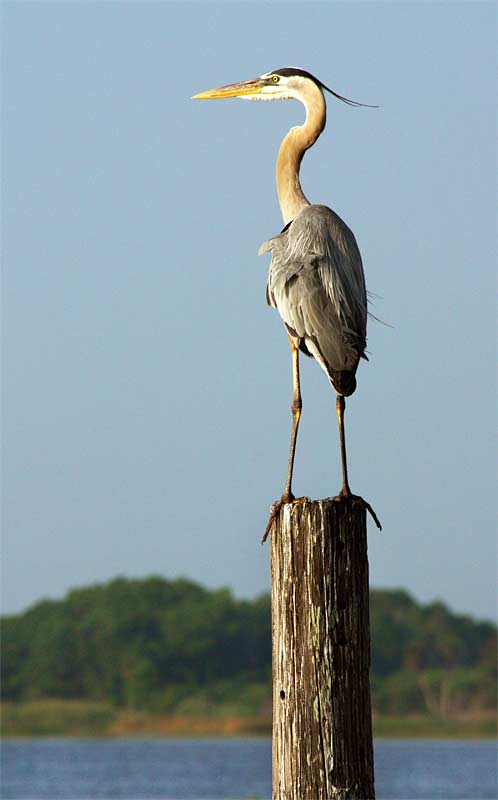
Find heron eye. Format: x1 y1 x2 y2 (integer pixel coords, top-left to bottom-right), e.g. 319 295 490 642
272 75 280 83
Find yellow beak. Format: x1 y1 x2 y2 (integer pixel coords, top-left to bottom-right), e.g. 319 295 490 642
191 78 263 100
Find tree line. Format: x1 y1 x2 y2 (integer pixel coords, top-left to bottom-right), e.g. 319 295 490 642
2 576 496 718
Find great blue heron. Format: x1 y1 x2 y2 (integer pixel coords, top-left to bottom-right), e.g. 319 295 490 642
193 67 381 538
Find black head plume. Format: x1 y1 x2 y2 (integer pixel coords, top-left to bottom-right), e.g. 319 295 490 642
271 67 377 108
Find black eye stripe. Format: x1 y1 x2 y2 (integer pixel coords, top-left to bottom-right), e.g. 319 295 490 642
272 67 318 83
268 67 374 107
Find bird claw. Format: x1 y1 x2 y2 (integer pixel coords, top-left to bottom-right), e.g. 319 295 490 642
262 493 381 544
262 494 311 544
261 504 280 545
362 499 382 530
332 492 382 531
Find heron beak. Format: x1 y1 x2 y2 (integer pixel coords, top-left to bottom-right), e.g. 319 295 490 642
192 78 263 100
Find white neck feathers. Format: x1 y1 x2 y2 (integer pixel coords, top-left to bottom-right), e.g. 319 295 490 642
276 82 326 225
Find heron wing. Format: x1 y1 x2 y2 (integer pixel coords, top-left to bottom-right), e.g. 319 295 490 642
261 205 367 388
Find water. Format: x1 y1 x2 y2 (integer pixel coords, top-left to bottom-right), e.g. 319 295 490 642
1 738 496 799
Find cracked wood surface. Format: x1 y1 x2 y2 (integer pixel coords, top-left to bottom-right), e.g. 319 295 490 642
270 497 375 800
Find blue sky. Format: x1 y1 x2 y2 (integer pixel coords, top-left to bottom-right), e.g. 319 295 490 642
2 1 496 620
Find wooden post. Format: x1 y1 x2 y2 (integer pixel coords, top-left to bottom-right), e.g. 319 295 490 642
270 497 375 800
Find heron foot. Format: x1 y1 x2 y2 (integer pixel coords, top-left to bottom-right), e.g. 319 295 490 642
332 492 382 531
261 493 311 544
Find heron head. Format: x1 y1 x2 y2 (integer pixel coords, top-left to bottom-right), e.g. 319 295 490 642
192 67 373 107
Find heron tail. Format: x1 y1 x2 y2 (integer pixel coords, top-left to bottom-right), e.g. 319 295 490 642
328 369 357 397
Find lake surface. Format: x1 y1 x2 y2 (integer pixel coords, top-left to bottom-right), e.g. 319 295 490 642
1 738 496 799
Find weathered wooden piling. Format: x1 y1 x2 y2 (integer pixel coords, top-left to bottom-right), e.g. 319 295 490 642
269 497 375 800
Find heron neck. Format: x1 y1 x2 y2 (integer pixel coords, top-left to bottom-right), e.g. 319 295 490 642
276 86 326 225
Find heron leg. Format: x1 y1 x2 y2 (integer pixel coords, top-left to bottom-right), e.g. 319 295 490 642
334 395 383 530
283 337 302 501
336 394 351 496
262 336 308 543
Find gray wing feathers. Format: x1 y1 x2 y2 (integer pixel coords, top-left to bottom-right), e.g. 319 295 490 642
261 205 367 386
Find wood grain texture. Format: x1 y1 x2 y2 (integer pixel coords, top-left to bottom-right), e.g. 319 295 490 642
270 497 375 800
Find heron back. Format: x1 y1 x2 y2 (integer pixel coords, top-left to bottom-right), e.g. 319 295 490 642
261 204 368 395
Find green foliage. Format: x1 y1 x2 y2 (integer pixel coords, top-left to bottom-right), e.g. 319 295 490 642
1 700 115 736
1 577 495 720
372 714 497 739
369 589 496 717
371 670 425 715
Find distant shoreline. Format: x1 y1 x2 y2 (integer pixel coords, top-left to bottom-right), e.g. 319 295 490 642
2 701 496 740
